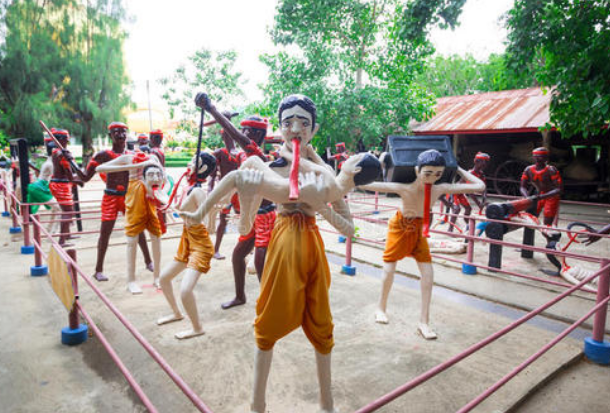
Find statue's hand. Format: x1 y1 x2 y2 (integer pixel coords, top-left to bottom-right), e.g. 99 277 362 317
235 169 263 198
299 172 328 210
194 92 212 111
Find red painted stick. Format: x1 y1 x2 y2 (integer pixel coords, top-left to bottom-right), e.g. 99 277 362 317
422 183 432 237
289 138 300 200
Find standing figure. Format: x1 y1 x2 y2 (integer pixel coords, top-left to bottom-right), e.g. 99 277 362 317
95 150 164 294
27 136 60 232
157 153 217 339
208 127 240 260
332 142 349 172
197 94 276 310
360 150 485 339
448 151 490 232
137 133 149 152
520 147 563 226
149 129 165 166
48 128 81 246
76 122 153 282
184 94 358 413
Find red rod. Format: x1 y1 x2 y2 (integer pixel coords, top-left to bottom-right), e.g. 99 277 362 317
289 138 300 200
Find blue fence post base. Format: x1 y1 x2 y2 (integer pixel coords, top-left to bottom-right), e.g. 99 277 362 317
2 211 10 217
61 324 88 346
462 264 477 275
341 265 356 276
9 226 21 234
30 265 48 277
584 337 610 365
338 235 346 243
21 245 35 254
372 210 380 215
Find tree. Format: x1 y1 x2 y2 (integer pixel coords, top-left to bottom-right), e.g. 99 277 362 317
0 0 131 157
258 0 467 152
415 53 534 98
506 0 610 137
159 48 244 144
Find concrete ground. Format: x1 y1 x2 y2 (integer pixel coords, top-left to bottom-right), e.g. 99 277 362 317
1 177 609 412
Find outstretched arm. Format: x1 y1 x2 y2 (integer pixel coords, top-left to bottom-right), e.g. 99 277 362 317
359 181 405 194
179 171 239 225
95 154 156 174
439 167 485 196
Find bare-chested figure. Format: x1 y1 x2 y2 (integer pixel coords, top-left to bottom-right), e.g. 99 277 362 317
520 147 563 226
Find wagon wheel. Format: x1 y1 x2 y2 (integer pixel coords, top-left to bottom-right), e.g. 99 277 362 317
493 160 529 196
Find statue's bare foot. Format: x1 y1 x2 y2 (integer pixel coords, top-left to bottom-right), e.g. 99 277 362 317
145 262 154 272
93 272 109 282
153 278 161 290
175 328 205 339
247 260 256 274
375 310 389 324
213 252 225 260
127 282 143 295
418 323 437 340
157 313 184 325
221 297 246 310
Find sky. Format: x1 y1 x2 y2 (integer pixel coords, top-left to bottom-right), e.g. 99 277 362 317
123 0 514 110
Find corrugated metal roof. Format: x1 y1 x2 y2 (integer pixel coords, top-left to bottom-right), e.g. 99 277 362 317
412 87 551 135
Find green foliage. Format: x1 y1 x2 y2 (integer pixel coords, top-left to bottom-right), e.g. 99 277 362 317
258 0 466 152
506 0 610 137
159 48 244 138
415 53 534 97
0 0 132 153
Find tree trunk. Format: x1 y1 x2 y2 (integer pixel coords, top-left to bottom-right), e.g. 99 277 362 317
81 120 93 168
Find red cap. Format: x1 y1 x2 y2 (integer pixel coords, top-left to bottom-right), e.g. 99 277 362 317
108 122 128 131
50 128 70 139
240 118 268 130
532 147 549 156
150 129 164 139
475 152 490 160
137 133 148 142
335 142 346 148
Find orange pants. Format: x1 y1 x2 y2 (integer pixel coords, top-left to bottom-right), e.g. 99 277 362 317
174 224 214 273
124 179 162 238
536 195 560 219
254 213 334 354
383 211 432 263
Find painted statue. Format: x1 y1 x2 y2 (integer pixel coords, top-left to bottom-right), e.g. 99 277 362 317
360 149 485 339
520 147 563 226
27 136 60 233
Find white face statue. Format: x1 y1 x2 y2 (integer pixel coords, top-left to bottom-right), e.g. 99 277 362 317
417 165 445 185
280 105 316 151
144 167 164 189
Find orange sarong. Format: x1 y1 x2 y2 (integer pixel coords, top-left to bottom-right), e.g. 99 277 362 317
383 211 432 263
254 213 334 354
124 179 162 238
174 224 214 273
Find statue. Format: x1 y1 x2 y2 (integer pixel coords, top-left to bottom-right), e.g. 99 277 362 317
157 153 217 339
96 150 165 294
194 94 276 310
76 122 153 282
520 147 563 226
27 136 60 233
182 94 380 413
360 149 485 339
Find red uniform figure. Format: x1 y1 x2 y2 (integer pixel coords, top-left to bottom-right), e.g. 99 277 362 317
149 129 165 166
76 122 153 281
332 142 349 171
209 128 240 259
448 152 490 232
520 147 563 226
196 92 276 309
48 128 82 246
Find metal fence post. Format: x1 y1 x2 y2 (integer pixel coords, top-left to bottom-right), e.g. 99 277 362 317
462 216 477 275
61 249 88 345
30 215 48 276
584 259 610 365
21 205 34 254
341 236 356 276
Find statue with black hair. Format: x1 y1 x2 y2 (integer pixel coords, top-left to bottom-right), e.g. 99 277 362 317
360 149 485 339
157 152 218 339
183 94 367 413
194 92 276 310
27 135 60 233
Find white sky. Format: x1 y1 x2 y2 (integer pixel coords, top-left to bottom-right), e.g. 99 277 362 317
123 0 513 110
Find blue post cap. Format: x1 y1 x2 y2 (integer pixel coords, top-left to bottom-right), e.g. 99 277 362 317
61 324 88 346
584 337 610 365
30 265 48 277
2 211 10 217
372 210 380 215
462 264 477 275
21 245 35 255
341 265 356 276
9 226 21 234
338 235 347 243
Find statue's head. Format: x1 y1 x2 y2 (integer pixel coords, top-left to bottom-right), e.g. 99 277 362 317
108 122 128 151
416 149 446 185
149 129 163 148
474 152 490 170
51 128 70 148
239 116 268 147
188 152 216 181
142 164 165 190
532 147 549 164
278 94 319 151
339 153 382 186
